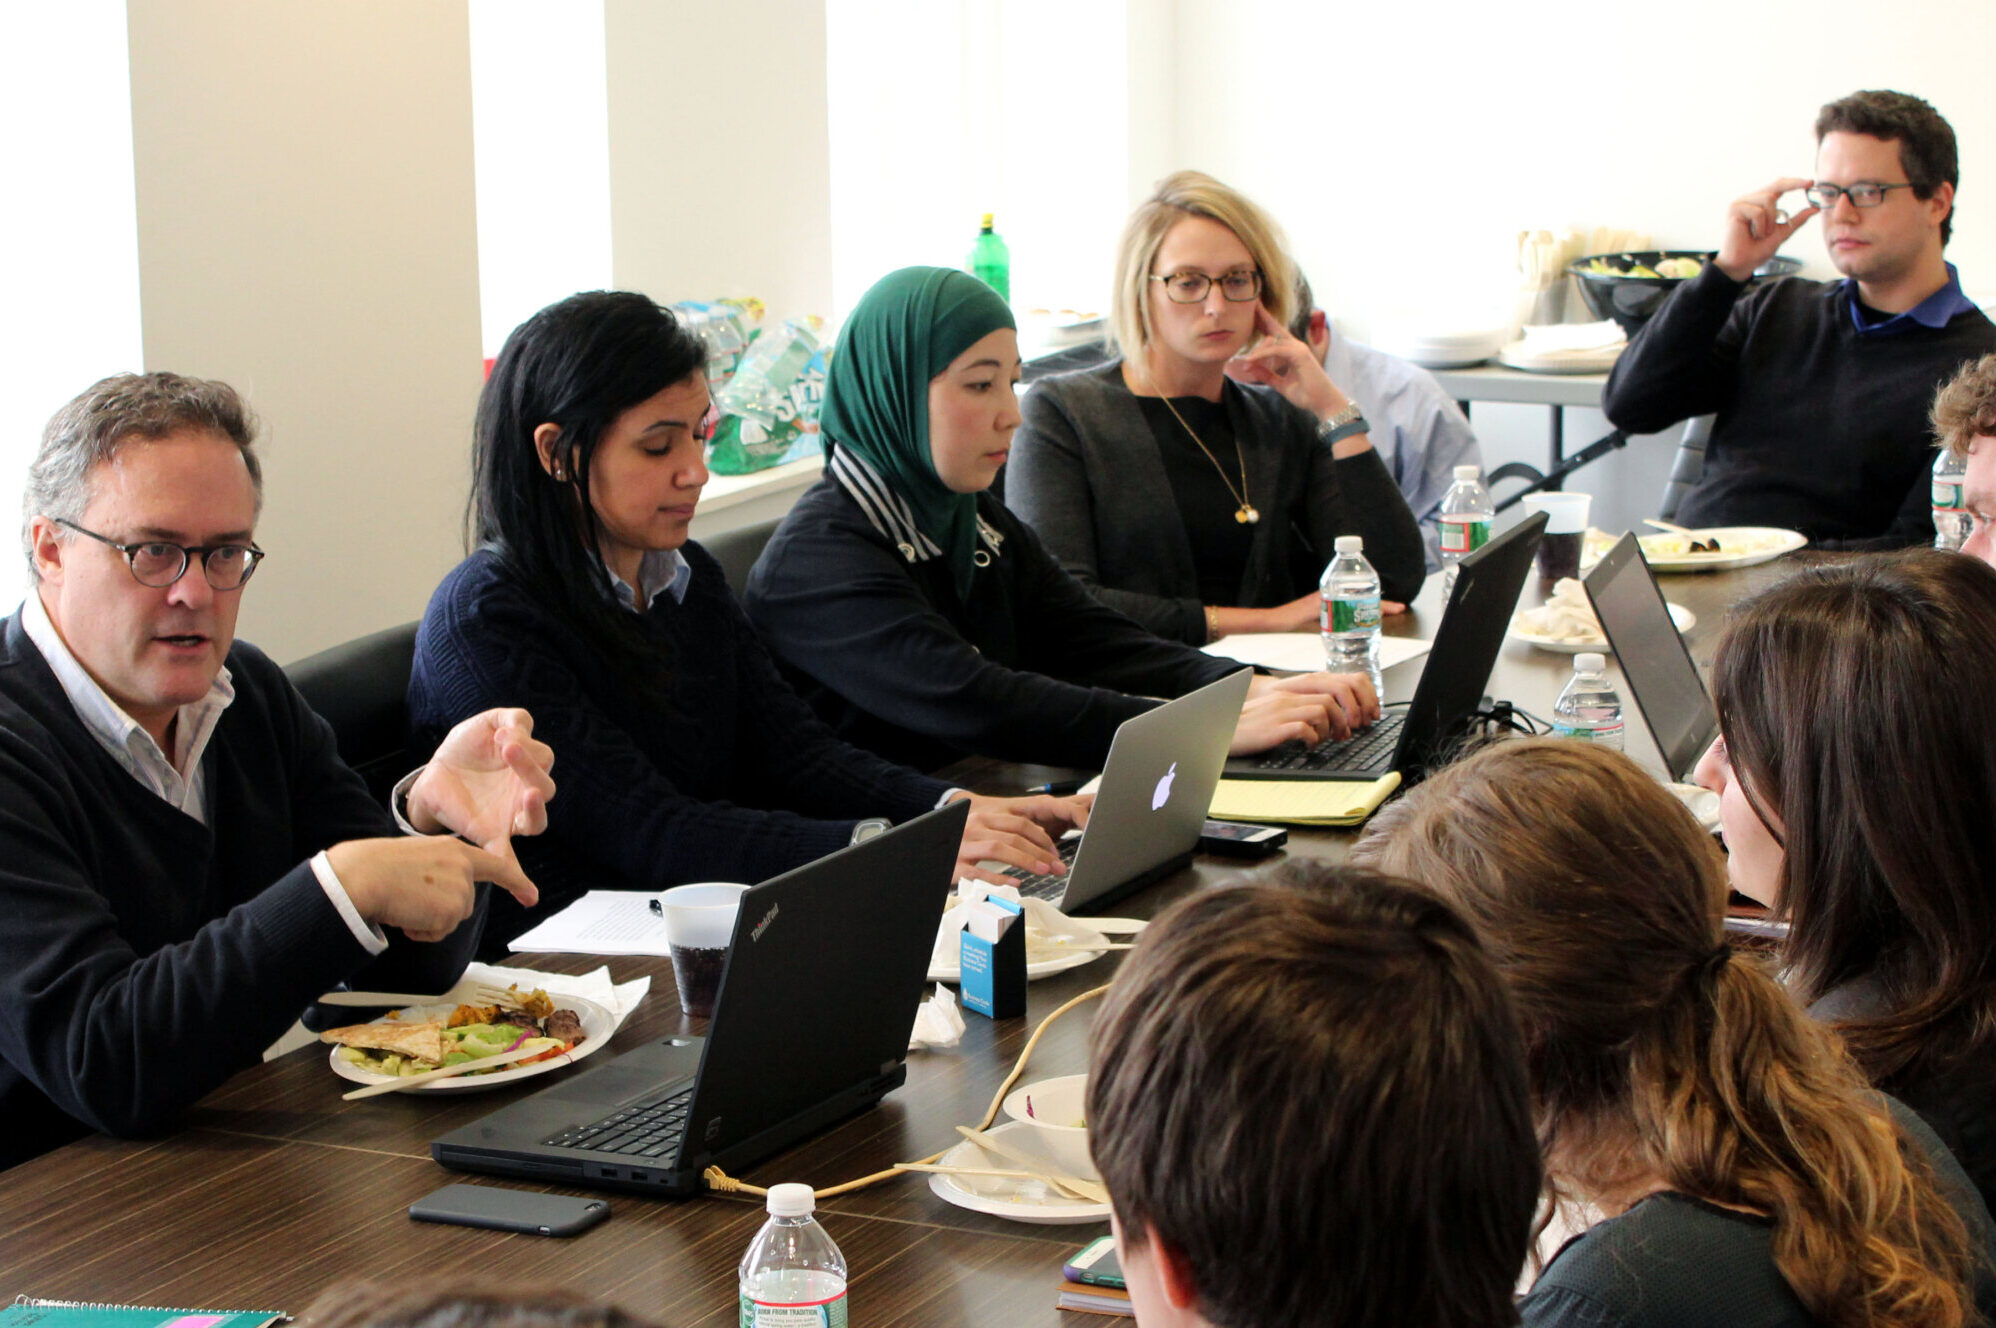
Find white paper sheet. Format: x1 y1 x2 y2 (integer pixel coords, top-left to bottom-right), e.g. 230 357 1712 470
1203 631 1431 674
506 890 671 955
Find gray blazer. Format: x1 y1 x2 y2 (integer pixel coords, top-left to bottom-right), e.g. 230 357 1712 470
1007 361 1426 643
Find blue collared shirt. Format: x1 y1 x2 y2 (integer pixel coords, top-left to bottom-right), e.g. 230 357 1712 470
1846 262 1979 336
600 547 692 612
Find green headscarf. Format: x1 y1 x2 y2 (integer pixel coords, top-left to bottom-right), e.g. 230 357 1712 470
821 265 1015 599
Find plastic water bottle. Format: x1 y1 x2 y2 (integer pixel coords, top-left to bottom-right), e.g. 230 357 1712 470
1551 653 1624 751
739 1183 848 1327
1321 535 1382 697
968 213 1011 302
1437 464 1494 595
1933 448 1971 550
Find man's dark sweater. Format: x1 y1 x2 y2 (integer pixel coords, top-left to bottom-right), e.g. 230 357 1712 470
408 545 950 953
0 612 479 1171
1602 263 1996 545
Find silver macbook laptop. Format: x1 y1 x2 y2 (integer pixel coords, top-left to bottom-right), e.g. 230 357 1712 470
1002 669 1252 913
1583 532 1717 781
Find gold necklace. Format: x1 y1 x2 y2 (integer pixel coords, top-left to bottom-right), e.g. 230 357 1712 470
1157 393 1259 524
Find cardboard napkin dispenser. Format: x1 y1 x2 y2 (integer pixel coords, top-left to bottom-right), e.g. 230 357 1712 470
960 894 1027 1019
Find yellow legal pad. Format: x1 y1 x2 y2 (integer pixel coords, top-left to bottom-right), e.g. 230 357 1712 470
1207 772 1402 827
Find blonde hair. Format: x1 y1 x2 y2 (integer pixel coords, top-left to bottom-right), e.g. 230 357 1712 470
1932 352 1996 460
1357 739 1980 1328
1109 171 1297 381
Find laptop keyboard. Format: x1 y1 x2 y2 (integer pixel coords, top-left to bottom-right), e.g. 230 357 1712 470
543 1084 693 1159
1251 713 1405 775
1003 837 1082 901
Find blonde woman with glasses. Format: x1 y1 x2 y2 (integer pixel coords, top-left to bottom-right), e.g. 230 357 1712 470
1007 170 1425 645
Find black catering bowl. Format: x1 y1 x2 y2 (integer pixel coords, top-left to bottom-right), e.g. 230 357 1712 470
1569 250 1804 335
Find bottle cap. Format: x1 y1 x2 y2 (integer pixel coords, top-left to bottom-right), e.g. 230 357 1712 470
1453 465 1481 481
980 212 995 230
1334 535 1363 553
1575 652 1606 672
766 1183 816 1217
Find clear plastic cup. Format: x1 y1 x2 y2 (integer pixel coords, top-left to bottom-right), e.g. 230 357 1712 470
656 883 748 1018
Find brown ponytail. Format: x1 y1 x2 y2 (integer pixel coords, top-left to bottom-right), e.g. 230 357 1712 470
1358 739 1979 1328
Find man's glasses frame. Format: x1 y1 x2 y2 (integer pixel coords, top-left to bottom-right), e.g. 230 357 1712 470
1805 181 1924 209
1150 268 1264 304
53 517 266 590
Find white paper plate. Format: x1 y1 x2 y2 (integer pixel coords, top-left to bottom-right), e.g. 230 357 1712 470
1635 527 1807 572
326 992 616 1095
1509 602 1695 653
1668 782 1720 833
1496 342 1624 374
926 1121 1112 1225
928 917 1145 983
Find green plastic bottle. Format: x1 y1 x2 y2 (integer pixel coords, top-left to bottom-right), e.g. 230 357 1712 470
968 213 1010 303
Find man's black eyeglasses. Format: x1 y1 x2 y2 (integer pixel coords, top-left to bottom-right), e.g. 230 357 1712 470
54 517 265 590
1805 181 1923 209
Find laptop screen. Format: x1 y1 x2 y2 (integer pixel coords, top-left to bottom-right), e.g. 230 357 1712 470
1583 533 1717 780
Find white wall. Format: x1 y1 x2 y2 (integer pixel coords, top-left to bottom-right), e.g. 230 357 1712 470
126 0 485 663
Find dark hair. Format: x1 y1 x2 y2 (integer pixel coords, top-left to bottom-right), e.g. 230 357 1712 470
1288 272 1315 343
1816 90 1958 245
471 291 708 705
1088 865 1538 1328
25 371 263 583
1933 352 1996 461
1362 738 1980 1328
1711 551 1996 1085
303 1280 669 1328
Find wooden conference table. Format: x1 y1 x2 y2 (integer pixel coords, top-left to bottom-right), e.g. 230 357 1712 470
0 555 1818 1327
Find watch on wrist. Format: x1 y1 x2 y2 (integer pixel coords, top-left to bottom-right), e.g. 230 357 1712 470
850 817 892 846
1320 413 1371 447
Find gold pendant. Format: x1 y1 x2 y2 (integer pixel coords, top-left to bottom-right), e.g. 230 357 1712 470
1237 505 1260 525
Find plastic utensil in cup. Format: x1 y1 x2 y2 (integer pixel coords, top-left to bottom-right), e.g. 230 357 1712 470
1521 493 1592 582
1000 1073 1096 1180
656 883 748 1017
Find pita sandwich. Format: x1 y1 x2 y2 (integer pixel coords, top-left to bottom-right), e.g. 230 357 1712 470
320 1017 446 1065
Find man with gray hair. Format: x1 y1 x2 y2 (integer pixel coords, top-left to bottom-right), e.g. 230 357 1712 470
0 372 556 1170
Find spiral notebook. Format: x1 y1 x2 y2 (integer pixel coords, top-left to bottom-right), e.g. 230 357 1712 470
1 1298 287 1326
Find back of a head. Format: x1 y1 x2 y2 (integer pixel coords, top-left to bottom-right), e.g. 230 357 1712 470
1712 550 1996 1075
1087 866 1538 1328
303 1280 669 1328
1815 89 1958 244
1362 737 1980 1328
1109 170 1298 368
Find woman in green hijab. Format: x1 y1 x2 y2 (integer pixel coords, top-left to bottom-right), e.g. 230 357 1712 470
744 266 1376 773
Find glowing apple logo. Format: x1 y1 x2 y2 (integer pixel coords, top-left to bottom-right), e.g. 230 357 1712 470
1151 762 1177 811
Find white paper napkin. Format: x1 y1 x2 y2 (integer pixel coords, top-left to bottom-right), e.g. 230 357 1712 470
461 960 650 1035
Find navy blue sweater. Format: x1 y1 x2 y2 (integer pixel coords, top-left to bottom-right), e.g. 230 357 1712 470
0 611 478 1171
408 545 951 951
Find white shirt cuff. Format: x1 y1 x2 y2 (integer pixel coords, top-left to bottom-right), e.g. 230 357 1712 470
391 766 456 836
312 848 389 955
936 788 970 809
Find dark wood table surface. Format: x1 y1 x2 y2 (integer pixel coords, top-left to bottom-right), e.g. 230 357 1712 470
0 556 1817 1326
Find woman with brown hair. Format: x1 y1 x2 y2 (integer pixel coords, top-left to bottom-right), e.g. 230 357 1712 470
1698 548 1996 1208
1360 737 1993 1328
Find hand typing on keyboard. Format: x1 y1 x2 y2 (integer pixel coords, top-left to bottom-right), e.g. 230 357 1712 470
1230 671 1380 756
949 791 1093 888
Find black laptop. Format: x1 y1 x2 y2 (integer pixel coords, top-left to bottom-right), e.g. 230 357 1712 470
1226 510 1547 783
432 801 967 1197
1583 532 1718 780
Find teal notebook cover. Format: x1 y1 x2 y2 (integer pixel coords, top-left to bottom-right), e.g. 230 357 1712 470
2 1298 286 1326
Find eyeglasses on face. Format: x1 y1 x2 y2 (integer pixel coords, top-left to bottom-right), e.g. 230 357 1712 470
1150 268 1263 304
1805 181 1922 209
53 517 265 590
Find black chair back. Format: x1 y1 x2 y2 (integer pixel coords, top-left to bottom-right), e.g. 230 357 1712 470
699 517 781 596
285 621 422 805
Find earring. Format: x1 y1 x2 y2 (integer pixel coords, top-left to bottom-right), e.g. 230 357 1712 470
553 465 565 481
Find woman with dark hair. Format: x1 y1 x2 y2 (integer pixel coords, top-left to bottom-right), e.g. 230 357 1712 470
1362 738 1994 1328
742 266 1376 774
1698 548 1996 1208
409 291 1087 952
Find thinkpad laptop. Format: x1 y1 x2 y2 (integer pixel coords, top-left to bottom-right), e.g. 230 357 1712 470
1226 510 1547 782
1001 669 1251 912
1583 532 1718 780
432 801 967 1198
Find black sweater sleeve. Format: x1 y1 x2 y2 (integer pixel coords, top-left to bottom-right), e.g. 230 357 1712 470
1602 263 1753 435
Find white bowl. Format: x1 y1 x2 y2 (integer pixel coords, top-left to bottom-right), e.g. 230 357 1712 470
1001 1074 1095 1179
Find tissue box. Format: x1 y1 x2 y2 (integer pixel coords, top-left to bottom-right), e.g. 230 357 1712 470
960 895 1027 1019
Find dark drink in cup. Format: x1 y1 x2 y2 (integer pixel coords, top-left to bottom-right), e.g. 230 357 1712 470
669 944 728 1018
1537 531 1583 584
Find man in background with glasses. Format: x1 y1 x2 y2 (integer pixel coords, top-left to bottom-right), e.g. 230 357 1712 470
1604 89 1995 547
0 372 556 1171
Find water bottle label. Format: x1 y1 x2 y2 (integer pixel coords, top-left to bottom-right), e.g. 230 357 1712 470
1552 720 1624 743
1328 595 1381 634
740 1291 847 1328
1934 481 1964 511
1439 518 1490 555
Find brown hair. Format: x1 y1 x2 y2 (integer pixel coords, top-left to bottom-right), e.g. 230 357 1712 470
1360 738 1978 1328
1108 170 1297 378
1712 551 1996 1085
1816 90 1959 245
303 1280 669 1328
1088 865 1539 1328
1933 352 1996 461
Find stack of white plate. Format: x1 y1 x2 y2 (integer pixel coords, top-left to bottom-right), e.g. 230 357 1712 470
1368 326 1509 370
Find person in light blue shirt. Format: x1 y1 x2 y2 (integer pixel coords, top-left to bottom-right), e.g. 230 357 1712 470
1290 274 1481 572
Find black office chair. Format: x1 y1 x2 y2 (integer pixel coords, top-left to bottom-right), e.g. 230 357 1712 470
285 620 424 805
698 516 782 596
1657 415 1715 521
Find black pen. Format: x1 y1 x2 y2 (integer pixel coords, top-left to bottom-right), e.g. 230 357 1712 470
1028 778 1089 796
